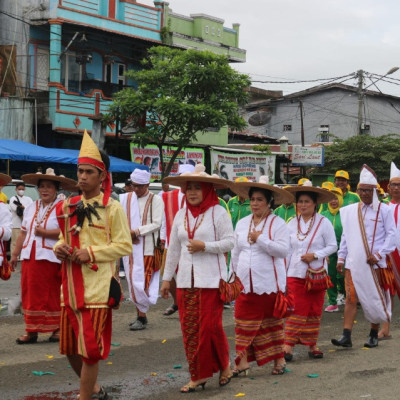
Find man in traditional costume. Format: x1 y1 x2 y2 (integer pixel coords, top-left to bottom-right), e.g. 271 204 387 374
334 170 360 207
54 132 132 400
159 163 194 316
129 168 164 330
378 162 400 339
331 165 397 349
0 173 12 278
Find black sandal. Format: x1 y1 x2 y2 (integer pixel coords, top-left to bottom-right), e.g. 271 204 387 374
92 386 108 399
219 374 232 387
180 381 207 393
163 304 178 316
16 334 38 345
271 363 286 375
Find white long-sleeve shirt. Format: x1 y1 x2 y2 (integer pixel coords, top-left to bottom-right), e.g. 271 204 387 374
287 213 337 279
231 214 289 295
9 195 33 228
137 192 164 256
163 205 234 288
0 203 12 266
338 202 397 269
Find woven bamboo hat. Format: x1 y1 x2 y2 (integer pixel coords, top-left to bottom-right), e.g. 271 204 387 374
0 173 11 186
163 164 232 192
285 181 336 204
22 168 78 191
232 176 295 205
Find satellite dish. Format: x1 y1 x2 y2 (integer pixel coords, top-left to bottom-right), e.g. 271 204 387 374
248 111 271 126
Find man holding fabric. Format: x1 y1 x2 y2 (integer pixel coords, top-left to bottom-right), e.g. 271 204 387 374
54 132 132 400
331 165 397 349
129 168 164 331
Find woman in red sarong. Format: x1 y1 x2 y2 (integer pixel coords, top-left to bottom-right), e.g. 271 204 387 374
230 177 294 376
160 164 234 393
283 184 337 361
11 169 77 344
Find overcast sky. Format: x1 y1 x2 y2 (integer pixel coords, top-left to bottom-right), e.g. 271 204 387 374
148 0 400 97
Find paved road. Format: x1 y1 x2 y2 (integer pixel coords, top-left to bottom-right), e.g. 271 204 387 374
1 270 400 400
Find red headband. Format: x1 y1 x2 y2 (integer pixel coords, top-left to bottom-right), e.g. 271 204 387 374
78 157 111 206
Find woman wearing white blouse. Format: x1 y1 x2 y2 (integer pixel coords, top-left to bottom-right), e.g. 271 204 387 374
160 165 234 393
283 184 337 361
11 169 77 344
231 177 294 376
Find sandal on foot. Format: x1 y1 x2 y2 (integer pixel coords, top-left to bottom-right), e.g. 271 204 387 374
163 304 178 316
308 350 323 359
271 364 286 375
180 381 206 393
232 367 249 377
16 334 38 345
92 386 108 399
219 374 232 387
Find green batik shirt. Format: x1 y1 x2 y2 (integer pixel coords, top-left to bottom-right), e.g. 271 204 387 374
227 196 252 230
342 191 360 207
273 203 296 223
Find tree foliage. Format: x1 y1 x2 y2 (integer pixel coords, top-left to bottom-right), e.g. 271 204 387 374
314 134 400 183
106 46 251 177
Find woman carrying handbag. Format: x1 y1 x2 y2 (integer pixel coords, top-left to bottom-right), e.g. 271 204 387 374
231 177 293 376
160 164 234 393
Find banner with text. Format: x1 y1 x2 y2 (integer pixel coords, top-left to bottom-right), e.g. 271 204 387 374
291 146 324 166
210 150 276 183
130 144 205 181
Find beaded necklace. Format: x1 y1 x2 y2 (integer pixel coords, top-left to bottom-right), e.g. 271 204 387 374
185 209 206 240
296 213 316 241
247 213 270 244
35 199 57 228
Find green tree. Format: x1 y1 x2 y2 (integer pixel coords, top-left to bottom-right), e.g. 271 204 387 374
106 46 251 178
314 134 400 183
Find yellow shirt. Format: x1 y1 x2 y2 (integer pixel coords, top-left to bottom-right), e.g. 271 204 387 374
55 193 132 308
0 192 8 204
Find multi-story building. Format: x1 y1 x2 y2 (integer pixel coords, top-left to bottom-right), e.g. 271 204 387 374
0 1 245 156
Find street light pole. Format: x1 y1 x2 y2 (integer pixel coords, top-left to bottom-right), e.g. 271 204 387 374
357 67 399 135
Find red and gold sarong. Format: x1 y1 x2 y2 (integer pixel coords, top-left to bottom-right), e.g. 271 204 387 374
21 242 61 333
144 255 155 290
235 292 284 366
284 277 325 347
177 288 229 381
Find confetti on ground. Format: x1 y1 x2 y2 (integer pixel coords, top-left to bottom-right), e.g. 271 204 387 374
362 347 370 350
328 349 336 353
227 336 235 340
0 362 6 365
360 395 371 398
249 377 256 380
111 343 120 347
151 372 157 376
109 352 114 356
167 373 175 378
307 374 319 378
285 368 291 373
32 371 56 376
354 320 358 323
273 381 279 384
234 393 246 397
162 339 167 343
106 362 113 365
46 355 54 359
173 364 182 369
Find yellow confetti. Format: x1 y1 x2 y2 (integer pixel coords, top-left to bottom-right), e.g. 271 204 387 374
107 362 113 365
150 372 157 376
328 349 336 353
46 355 54 359
0 362 5 365
234 394 246 397
162 339 167 343
227 336 235 340
361 347 370 350
354 320 358 323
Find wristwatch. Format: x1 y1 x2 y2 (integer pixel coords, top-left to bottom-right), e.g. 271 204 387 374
313 253 318 260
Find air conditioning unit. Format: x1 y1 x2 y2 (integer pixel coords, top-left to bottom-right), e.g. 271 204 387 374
361 123 370 130
318 127 329 133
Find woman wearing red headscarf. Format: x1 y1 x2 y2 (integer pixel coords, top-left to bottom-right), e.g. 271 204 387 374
161 165 234 393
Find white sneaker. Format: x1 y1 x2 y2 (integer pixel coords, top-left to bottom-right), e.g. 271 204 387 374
337 293 345 305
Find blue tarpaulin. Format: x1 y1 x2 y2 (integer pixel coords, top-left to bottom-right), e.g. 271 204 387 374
0 139 147 173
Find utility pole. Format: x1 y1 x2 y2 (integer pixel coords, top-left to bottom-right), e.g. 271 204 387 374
299 99 306 176
357 69 364 135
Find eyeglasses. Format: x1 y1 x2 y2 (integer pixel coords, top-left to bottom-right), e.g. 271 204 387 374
357 188 373 193
390 183 400 188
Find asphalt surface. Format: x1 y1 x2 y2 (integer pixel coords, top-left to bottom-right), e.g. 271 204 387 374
1 268 400 400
